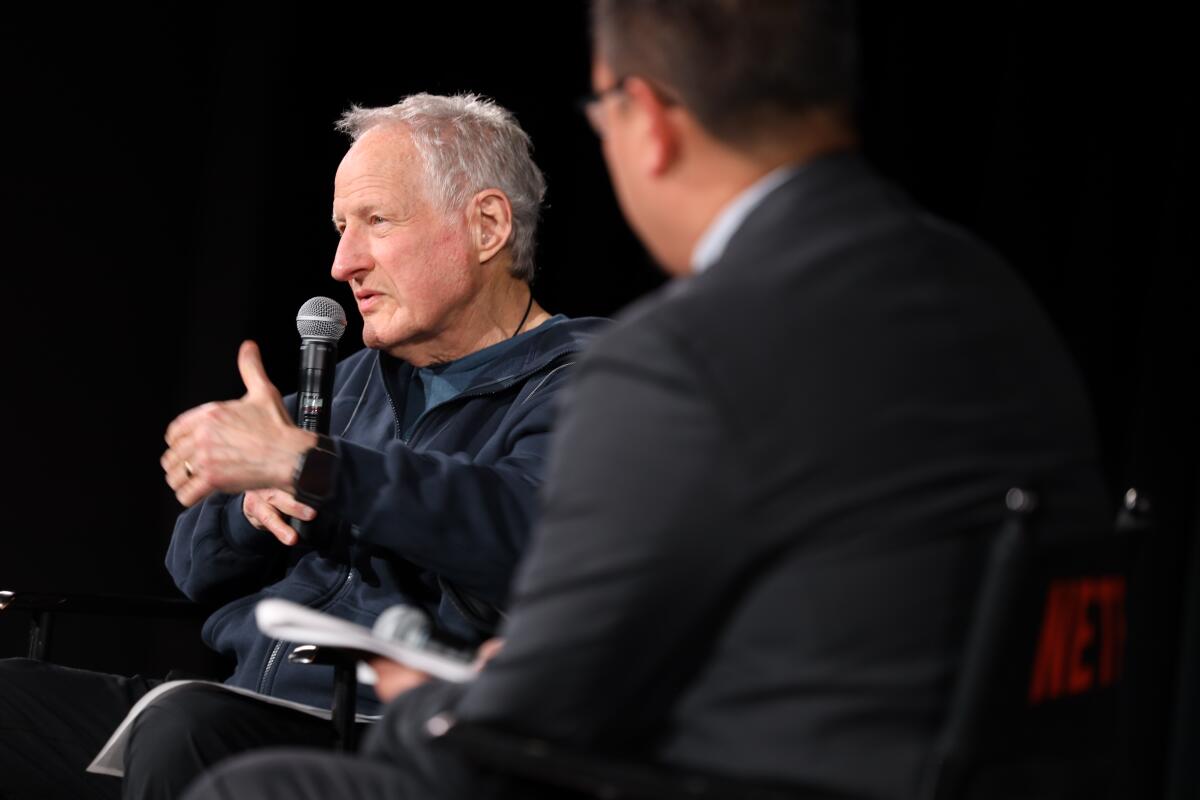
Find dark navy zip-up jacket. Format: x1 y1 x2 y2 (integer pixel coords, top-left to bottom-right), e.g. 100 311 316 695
165 316 606 713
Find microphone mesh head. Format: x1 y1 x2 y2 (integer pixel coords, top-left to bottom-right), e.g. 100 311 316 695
296 296 347 342
373 605 431 649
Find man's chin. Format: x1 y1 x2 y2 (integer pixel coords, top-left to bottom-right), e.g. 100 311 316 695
361 328 384 351
362 328 410 356
360 318 389 345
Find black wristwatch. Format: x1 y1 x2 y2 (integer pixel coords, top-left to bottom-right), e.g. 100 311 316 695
292 433 339 507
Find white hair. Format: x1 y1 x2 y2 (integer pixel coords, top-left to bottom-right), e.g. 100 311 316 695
336 94 546 282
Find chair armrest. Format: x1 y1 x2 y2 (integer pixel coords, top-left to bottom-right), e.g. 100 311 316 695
0 589 207 619
1 589 210 661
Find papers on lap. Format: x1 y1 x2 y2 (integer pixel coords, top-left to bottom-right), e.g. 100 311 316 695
86 679 382 777
87 598 476 777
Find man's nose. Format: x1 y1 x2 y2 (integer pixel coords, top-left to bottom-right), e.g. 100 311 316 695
331 226 371 282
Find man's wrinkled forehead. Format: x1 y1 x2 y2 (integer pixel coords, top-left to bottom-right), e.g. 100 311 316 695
333 125 425 214
336 124 420 183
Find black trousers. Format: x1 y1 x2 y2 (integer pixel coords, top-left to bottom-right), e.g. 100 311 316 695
182 680 509 800
0 658 368 800
0 658 154 800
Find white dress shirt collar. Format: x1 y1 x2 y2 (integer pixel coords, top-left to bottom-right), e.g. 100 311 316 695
689 164 802 274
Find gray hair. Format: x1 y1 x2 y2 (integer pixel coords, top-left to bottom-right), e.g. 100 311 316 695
336 94 546 282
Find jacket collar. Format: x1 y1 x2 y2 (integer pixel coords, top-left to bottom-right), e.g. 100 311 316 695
374 315 606 396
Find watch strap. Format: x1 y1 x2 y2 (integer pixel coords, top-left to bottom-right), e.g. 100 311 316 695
292 433 339 507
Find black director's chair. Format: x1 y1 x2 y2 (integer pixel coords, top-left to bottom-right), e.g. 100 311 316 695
421 488 1146 800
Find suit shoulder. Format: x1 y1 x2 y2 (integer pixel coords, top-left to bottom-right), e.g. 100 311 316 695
575 289 710 396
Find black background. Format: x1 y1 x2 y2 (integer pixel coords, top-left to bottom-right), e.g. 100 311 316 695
1 6 1195 797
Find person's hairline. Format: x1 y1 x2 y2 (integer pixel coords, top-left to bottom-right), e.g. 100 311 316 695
588 2 859 154
336 94 544 282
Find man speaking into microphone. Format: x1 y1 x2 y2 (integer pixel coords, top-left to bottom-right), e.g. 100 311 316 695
0 93 603 800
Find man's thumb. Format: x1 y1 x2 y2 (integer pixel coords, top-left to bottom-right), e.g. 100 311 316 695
237 340 273 398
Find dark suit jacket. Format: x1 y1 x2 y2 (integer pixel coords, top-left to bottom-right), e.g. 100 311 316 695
430 154 1107 799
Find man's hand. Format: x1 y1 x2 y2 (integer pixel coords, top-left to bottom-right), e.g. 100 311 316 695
243 489 316 546
369 660 433 703
368 638 504 703
162 341 315 508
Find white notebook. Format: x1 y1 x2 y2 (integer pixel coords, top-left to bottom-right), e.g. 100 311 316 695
87 597 477 777
86 679 382 777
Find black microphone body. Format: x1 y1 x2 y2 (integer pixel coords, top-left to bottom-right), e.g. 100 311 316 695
296 340 337 436
291 297 347 543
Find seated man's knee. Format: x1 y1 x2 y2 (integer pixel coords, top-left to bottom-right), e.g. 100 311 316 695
125 686 242 780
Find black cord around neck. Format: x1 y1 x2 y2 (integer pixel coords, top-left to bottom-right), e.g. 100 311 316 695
511 290 535 338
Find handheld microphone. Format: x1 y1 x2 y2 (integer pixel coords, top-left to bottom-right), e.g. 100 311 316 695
373 605 433 649
373 605 477 665
295 296 347 434
292 297 347 541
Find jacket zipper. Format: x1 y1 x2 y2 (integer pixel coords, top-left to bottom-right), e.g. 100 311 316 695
256 567 354 694
381 370 403 440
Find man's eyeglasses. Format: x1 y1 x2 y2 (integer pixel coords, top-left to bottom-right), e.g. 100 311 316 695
578 76 632 138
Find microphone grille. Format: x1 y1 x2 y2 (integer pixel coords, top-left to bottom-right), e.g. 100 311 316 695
373 605 432 649
296 296 347 342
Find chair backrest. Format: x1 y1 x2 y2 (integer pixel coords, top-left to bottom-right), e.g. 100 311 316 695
921 488 1144 800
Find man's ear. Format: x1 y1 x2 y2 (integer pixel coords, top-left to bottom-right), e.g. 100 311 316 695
623 76 681 177
471 189 514 265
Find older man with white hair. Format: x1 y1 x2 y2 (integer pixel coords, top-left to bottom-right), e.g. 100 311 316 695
0 93 603 800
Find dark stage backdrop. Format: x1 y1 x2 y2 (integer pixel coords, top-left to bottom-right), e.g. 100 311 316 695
0 6 1194 798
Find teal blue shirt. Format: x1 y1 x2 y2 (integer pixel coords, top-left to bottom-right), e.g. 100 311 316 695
385 315 568 440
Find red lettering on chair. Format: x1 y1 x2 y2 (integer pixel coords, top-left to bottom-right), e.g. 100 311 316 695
1029 582 1074 704
1067 580 1096 693
1029 576 1126 705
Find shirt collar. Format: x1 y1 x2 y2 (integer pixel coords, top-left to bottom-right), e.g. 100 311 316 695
690 164 803 274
